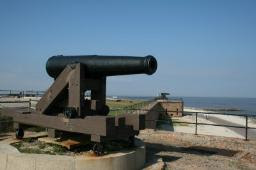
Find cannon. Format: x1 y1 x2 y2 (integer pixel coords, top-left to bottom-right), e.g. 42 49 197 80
37 55 157 117
1 54 157 154
46 55 157 78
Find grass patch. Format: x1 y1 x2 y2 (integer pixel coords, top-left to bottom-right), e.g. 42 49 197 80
11 137 135 155
11 138 70 155
106 100 141 109
107 99 150 116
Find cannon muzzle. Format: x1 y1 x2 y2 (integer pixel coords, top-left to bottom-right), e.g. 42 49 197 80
46 55 157 78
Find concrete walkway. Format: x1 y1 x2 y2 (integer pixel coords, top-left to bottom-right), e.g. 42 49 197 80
202 115 256 139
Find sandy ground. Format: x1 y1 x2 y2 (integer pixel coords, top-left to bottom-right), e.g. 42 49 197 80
158 107 256 140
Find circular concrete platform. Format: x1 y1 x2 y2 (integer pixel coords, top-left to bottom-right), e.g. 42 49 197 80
0 138 145 170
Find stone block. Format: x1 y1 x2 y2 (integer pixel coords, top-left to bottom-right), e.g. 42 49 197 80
112 151 136 170
0 154 7 170
75 156 112 170
6 154 36 170
35 154 75 170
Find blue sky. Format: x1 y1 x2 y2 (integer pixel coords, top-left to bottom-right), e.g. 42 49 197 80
0 0 255 97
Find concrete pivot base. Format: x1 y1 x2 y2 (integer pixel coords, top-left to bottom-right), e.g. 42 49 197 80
0 138 145 170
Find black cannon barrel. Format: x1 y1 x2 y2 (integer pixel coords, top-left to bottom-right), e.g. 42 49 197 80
46 55 157 78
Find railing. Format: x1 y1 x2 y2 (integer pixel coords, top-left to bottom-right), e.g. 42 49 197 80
180 111 256 141
0 90 45 97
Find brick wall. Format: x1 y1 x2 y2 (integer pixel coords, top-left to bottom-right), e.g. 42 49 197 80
159 100 183 117
142 100 184 129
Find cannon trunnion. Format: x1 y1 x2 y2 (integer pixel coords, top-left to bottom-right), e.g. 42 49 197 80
1 55 157 152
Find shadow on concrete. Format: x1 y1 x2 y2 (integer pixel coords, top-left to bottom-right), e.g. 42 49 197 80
186 146 238 157
167 117 174 131
144 142 239 166
144 146 181 169
156 118 174 131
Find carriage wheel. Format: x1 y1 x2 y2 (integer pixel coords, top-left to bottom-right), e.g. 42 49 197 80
15 128 24 139
92 143 104 156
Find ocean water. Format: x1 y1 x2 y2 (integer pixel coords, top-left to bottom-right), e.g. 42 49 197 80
118 96 256 115
182 97 256 114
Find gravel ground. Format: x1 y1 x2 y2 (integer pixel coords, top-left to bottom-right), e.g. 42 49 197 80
139 129 256 170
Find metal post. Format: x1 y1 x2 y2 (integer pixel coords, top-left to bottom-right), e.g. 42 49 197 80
195 112 198 135
28 99 31 112
245 116 248 141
